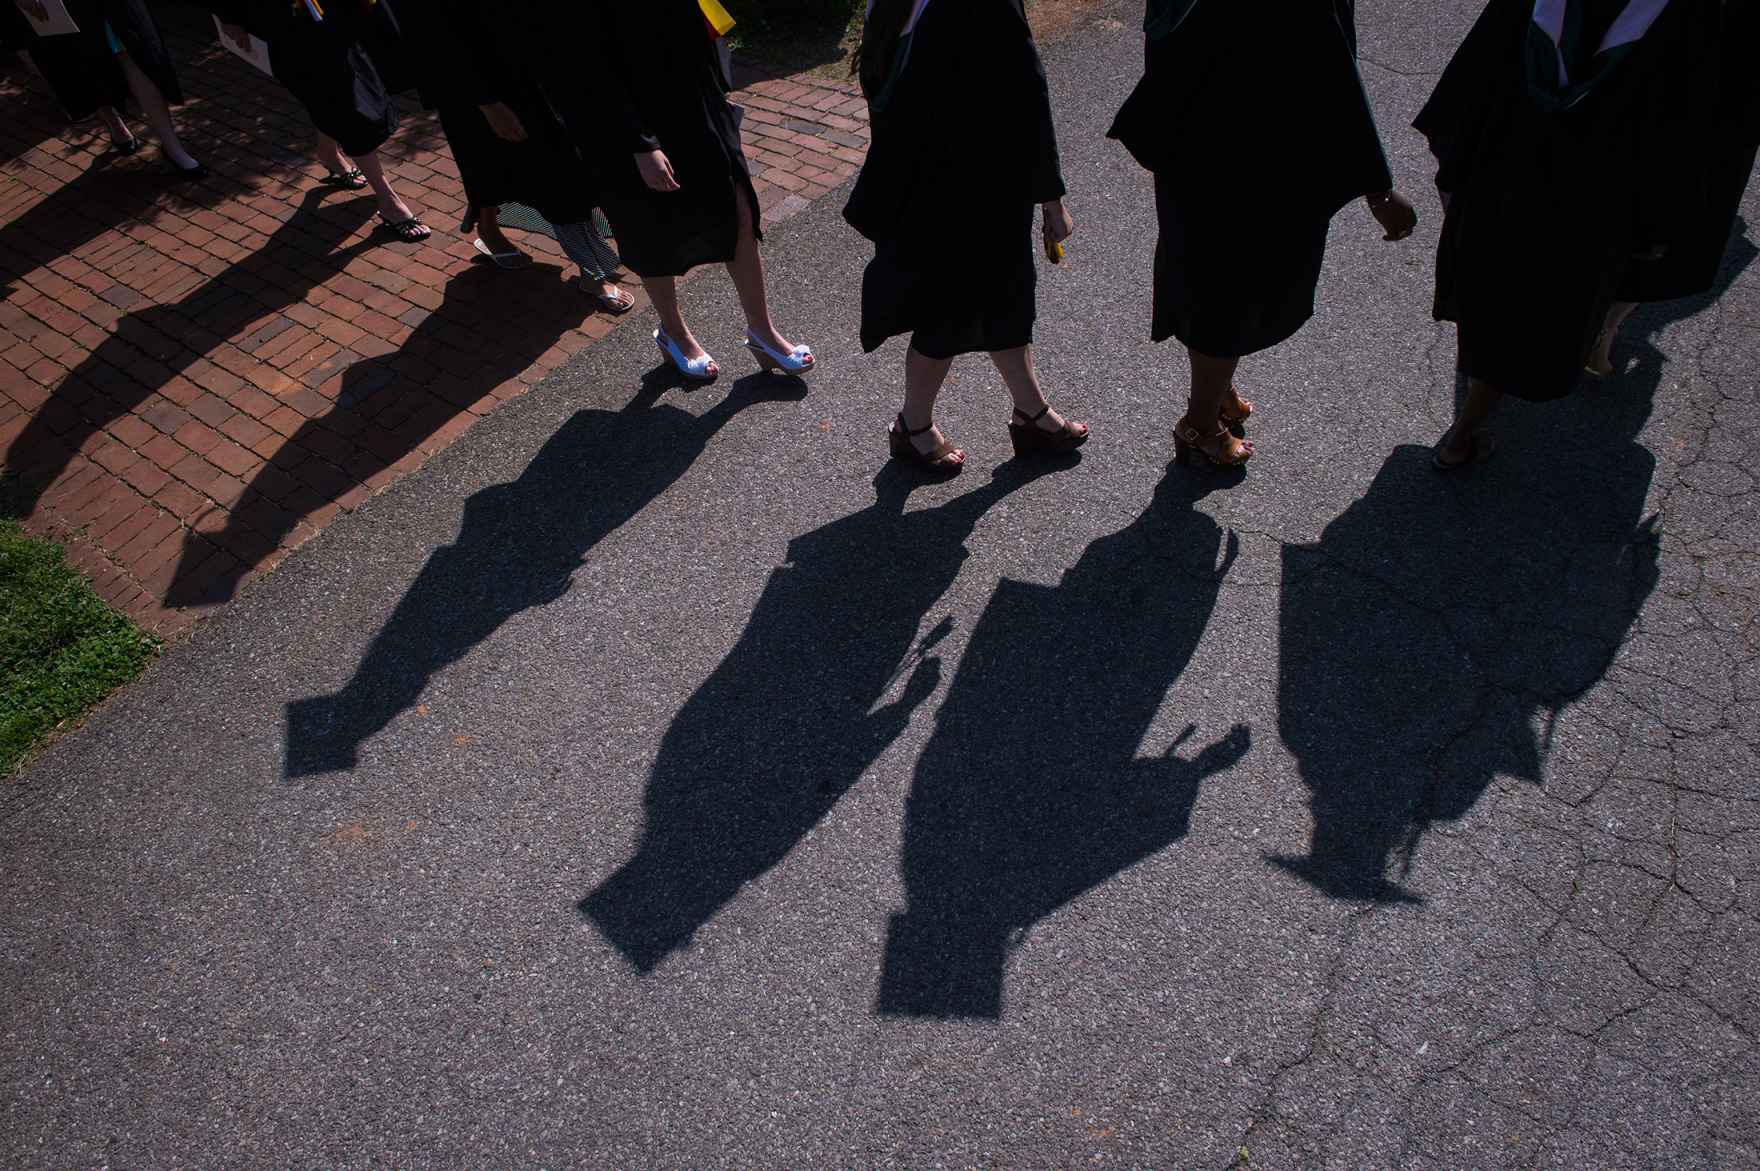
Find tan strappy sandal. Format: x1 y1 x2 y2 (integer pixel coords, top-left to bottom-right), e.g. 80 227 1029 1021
1174 415 1253 468
1008 404 1089 454
1219 384 1253 427
889 412 964 473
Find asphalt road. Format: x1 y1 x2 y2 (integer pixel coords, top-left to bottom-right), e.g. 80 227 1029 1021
5 0 1759 1166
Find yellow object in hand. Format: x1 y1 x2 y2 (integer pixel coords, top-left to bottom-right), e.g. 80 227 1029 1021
698 0 736 35
1045 240 1064 264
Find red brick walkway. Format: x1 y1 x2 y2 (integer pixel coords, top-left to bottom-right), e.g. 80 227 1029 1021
0 1 869 633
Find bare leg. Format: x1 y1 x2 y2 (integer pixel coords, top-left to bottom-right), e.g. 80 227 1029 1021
314 132 352 176
98 105 133 147
115 51 196 168
724 185 796 354
645 276 711 362
1605 300 1640 336
1587 300 1640 374
475 205 518 256
1440 376 1502 461
1185 348 1244 435
988 344 1078 434
899 345 961 463
351 149 419 226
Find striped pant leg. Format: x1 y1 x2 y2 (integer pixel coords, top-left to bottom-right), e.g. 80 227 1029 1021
555 219 622 282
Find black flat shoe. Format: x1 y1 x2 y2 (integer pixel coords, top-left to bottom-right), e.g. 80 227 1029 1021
162 152 209 181
112 133 140 155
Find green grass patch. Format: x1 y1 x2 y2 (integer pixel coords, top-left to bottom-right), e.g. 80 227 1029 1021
725 0 864 71
1 515 160 776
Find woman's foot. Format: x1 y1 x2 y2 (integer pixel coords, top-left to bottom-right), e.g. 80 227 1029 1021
1219 384 1253 427
1433 426 1494 471
889 412 964 472
375 192 420 226
477 221 518 257
746 322 797 358
655 327 717 381
1585 327 1616 376
316 140 352 177
99 107 138 153
378 212 431 242
319 166 368 189
745 327 814 373
160 138 201 171
586 278 635 313
658 322 710 363
161 149 208 179
1174 414 1253 467
1009 403 1089 454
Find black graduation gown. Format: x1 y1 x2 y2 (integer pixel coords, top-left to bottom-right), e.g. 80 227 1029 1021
0 0 181 119
546 0 753 279
843 0 1065 358
395 0 597 227
1618 0 1760 301
211 0 410 157
1415 0 1720 401
1106 0 1393 356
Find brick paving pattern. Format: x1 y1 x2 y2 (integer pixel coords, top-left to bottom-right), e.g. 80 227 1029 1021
0 0 869 633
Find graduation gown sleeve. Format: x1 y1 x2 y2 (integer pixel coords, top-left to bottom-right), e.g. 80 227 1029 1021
843 0 1066 356
1417 0 1721 401
9 0 184 117
1105 0 1395 354
394 0 500 109
1619 0 1760 300
844 0 1064 244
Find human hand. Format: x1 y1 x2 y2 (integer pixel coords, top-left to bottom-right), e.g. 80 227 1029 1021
636 149 679 192
1042 197 1073 247
1367 188 1417 241
479 101 527 142
1633 243 1668 259
220 21 251 49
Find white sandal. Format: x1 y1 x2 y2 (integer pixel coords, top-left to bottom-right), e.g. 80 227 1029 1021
472 237 531 269
655 328 717 383
744 328 814 373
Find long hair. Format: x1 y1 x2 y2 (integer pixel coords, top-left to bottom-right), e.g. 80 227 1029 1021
851 0 915 97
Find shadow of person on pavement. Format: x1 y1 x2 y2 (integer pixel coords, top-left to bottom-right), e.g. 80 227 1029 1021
877 469 1250 1018
3 187 375 508
163 259 599 608
283 370 807 777
0 124 235 304
581 456 1069 972
1273 227 1758 900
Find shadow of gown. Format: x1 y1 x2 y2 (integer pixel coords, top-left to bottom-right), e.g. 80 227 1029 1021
878 469 1251 1018
581 459 1063 972
284 371 805 776
1275 226 1757 899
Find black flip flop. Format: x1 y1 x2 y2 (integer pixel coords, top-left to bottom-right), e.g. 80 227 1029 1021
1432 428 1494 471
320 167 368 190
378 213 431 243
